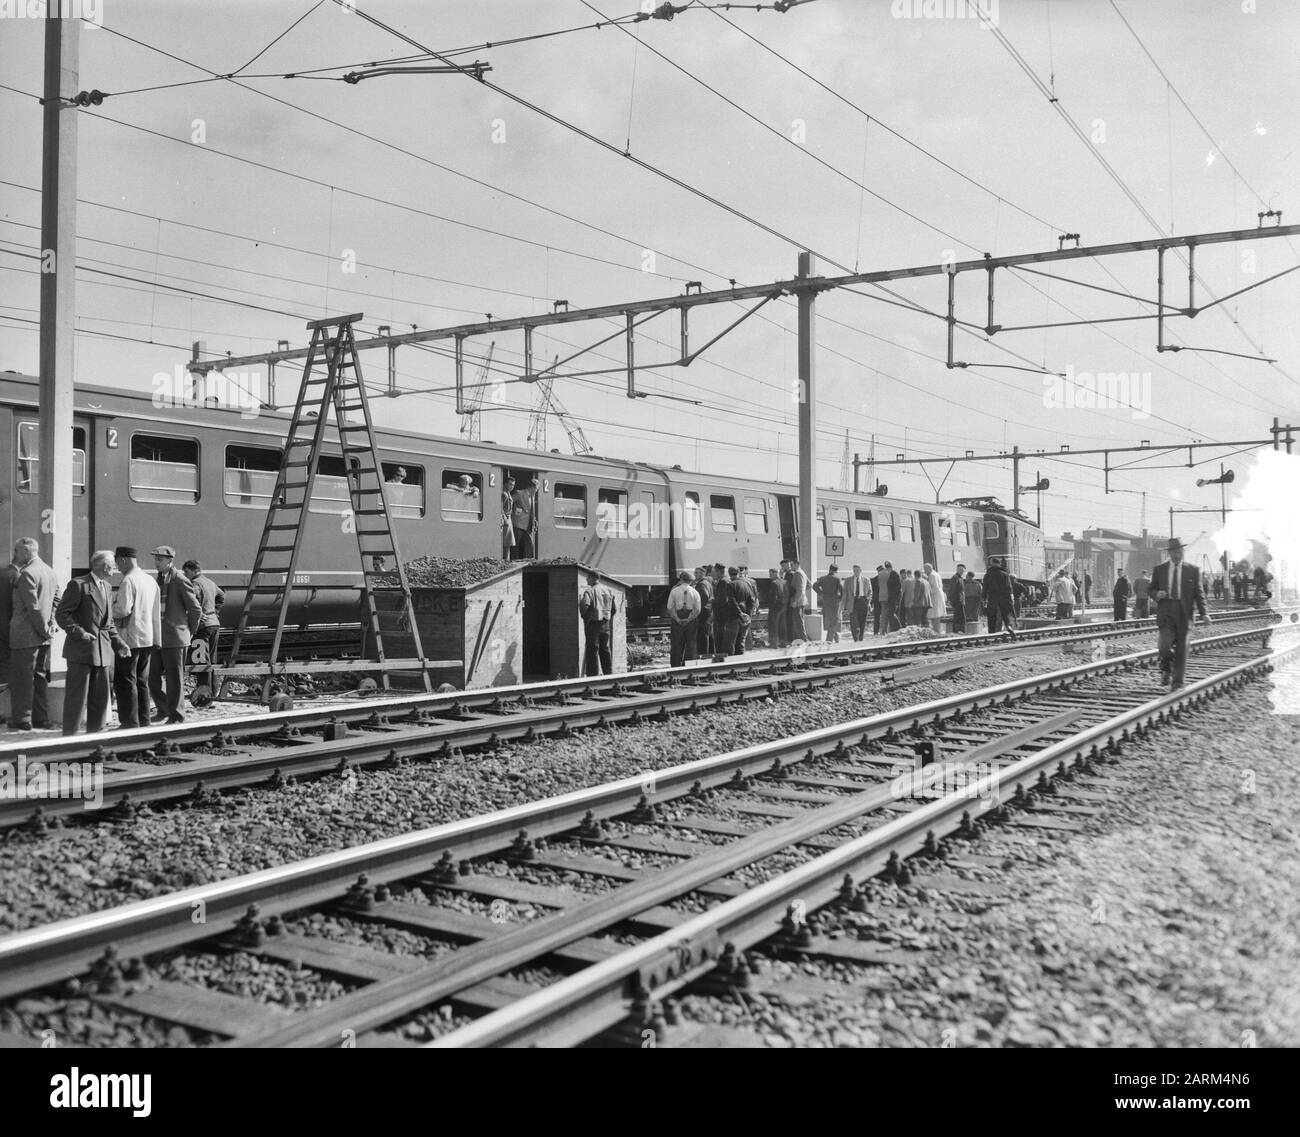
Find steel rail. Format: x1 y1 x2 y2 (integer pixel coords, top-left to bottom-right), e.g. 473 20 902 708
0 606 1274 767
0 623 1277 1009
0 612 1275 829
432 634 1300 1047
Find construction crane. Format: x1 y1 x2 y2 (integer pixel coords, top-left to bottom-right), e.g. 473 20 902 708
526 358 593 456
458 341 496 442
837 429 851 492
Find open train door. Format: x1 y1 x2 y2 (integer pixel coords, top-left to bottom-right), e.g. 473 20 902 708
920 511 938 571
776 494 799 562
502 466 541 559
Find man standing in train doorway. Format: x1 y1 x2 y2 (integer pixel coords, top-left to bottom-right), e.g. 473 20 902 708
501 475 517 559
511 477 538 559
1152 538 1209 690
579 570 617 676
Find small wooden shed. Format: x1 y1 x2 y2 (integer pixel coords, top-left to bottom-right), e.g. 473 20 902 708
520 560 629 680
366 559 524 690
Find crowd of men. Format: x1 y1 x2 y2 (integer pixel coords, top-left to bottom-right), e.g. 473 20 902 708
0 539 223 736
665 556 1044 666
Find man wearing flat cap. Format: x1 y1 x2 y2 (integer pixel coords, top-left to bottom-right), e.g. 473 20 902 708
111 546 159 729
149 545 202 724
1151 538 1209 690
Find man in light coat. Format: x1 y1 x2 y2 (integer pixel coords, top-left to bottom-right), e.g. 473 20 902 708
112 546 160 729
924 562 946 634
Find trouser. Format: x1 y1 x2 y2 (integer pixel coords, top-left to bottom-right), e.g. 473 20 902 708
1055 603 1072 620
930 616 943 634
64 660 111 735
512 527 534 558
850 599 869 640
1156 609 1190 685
149 645 186 719
669 619 697 668
872 601 881 635
1135 597 1150 618
696 614 713 657
113 647 153 728
1113 600 1128 622
0 639 9 688
784 606 807 643
951 606 966 634
821 605 841 643
768 608 784 647
582 619 612 676
7 642 50 727
881 598 900 632
723 615 751 656
908 606 927 627
713 617 728 658
988 600 1016 632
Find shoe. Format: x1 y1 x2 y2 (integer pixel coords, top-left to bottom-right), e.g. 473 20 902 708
166 714 185 724
11 722 33 731
152 713 170 724
1159 671 1171 687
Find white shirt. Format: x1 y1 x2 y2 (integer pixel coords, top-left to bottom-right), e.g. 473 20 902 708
112 565 160 650
850 573 868 600
667 582 701 624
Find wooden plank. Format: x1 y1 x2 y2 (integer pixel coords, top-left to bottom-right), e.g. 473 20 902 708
250 933 423 982
580 832 709 858
730 801 806 819
524 853 645 881
911 873 1010 898
785 773 878 791
752 785 844 805
802 936 922 966
418 873 574 908
98 981 289 1038
1007 814 1084 831
663 814 754 837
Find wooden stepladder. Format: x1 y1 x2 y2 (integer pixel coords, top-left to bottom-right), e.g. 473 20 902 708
223 313 431 694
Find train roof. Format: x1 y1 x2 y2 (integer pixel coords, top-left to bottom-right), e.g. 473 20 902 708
0 371 1014 521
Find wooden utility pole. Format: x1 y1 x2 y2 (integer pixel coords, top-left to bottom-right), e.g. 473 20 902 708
38 12 80 676
796 251 817 586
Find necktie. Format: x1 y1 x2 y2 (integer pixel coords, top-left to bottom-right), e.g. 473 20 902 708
1171 565 1180 600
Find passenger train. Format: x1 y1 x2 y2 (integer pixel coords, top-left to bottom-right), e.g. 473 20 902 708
0 373 1046 623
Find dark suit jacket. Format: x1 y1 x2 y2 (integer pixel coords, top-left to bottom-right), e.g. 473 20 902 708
1150 561 1206 624
11 557 59 648
0 562 18 646
56 574 127 666
885 570 902 602
156 569 203 648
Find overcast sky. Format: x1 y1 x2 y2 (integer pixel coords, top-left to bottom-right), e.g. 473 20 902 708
2 0 1297 543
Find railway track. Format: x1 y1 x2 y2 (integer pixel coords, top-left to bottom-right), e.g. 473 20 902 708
0 621 1292 1047
0 608 1280 831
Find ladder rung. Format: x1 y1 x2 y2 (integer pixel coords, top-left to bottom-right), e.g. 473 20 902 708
265 524 300 531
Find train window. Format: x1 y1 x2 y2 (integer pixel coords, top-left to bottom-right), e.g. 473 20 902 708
984 521 1000 540
554 482 587 528
16 422 87 496
224 444 282 509
854 509 873 540
596 488 628 537
744 497 768 535
129 433 198 504
441 469 483 522
683 492 702 535
306 455 351 515
383 462 425 520
828 505 850 539
816 505 827 537
710 494 737 532
897 513 916 543
955 520 970 547
877 511 894 542
937 516 954 545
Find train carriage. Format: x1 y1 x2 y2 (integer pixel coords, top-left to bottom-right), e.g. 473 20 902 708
1 373 1013 625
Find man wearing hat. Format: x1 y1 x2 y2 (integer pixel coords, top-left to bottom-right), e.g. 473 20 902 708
149 546 202 723
111 547 159 729
1151 538 1209 690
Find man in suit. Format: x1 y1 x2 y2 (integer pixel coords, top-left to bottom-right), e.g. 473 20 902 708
0 550 19 699
1152 538 1209 689
148 545 202 724
766 568 786 649
947 563 968 634
8 537 60 730
813 565 844 643
846 565 870 641
882 561 902 633
510 478 538 558
1112 569 1132 622
982 557 1018 638
784 560 809 643
56 550 131 735
723 565 758 656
